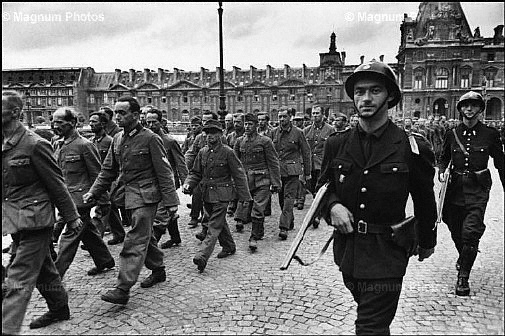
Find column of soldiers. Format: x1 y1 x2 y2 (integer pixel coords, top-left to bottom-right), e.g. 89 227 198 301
3 66 504 335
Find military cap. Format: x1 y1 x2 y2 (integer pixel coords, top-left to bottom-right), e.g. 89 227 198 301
202 119 223 132
190 116 202 125
244 112 258 123
293 111 305 120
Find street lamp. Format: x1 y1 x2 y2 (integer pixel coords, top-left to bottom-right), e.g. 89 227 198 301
25 91 33 128
217 2 227 124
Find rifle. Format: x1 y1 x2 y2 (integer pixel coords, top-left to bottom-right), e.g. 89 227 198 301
280 182 330 270
435 160 451 229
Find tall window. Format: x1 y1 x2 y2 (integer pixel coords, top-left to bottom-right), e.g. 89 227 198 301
460 67 471 88
413 68 424 89
484 68 497 87
182 92 188 103
435 68 449 89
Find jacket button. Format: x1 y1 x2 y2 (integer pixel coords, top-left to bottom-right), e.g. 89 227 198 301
361 187 367 193
392 167 398 172
338 165 342 169
360 204 365 209
363 170 369 175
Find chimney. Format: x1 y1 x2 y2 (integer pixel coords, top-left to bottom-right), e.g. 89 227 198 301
250 66 256 81
143 68 150 82
157 68 164 82
379 55 384 62
129 69 135 83
174 68 180 80
302 64 307 79
266 65 273 79
284 64 290 78
233 66 241 81
342 51 346 64
114 69 121 83
360 56 365 64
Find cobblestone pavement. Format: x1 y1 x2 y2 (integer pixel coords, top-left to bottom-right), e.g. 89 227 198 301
2 168 504 335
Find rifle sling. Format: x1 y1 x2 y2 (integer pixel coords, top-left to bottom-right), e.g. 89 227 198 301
452 128 469 156
293 231 335 267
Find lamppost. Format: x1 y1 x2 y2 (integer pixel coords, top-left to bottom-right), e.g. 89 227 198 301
217 2 227 124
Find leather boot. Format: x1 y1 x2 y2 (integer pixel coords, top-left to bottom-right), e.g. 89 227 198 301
456 275 470 296
195 226 208 241
455 245 478 296
29 305 70 329
153 226 165 243
140 267 166 288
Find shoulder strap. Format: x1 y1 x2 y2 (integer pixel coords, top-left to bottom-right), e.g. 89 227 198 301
452 128 469 156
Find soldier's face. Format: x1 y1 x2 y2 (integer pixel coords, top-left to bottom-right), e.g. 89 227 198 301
233 118 244 130
225 116 233 128
460 101 482 120
244 121 257 135
258 116 267 128
350 116 359 127
89 115 103 134
2 97 19 127
353 79 393 119
278 111 291 128
146 113 161 133
204 131 221 145
52 111 75 137
114 102 136 128
311 108 323 123
191 123 202 133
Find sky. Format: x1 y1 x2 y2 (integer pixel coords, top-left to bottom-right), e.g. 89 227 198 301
2 2 504 73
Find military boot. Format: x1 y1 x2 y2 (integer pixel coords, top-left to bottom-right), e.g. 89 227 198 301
249 239 257 252
195 226 208 241
140 267 166 288
455 245 478 296
152 226 165 243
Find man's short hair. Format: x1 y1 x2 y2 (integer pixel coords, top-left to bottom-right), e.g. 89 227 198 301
311 104 323 113
100 106 114 119
90 111 108 123
117 96 140 113
258 112 270 122
2 90 23 110
191 116 202 125
203 111 218 120
244 112 258 124
146 108 163 122
54 106 79 123
233 113 244 121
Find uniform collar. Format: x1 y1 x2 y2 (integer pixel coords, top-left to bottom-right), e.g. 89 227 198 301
280 123 292 133
2 123 27 152
63 129 81 145
126 123 143 138
357 119 390 139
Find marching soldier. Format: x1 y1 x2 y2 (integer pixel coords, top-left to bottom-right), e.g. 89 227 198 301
270 107 311 240
303 104 335 228
318 61 437 334
146 109 188 249
234 113 281 251
439 91 505 296
83 96 179 305
292 111 307 210
257 112 273 137
183 119 251 272
223 113 235 137
225 113 245 218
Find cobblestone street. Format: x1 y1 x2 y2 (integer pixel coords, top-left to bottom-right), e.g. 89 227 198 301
2 168 504 335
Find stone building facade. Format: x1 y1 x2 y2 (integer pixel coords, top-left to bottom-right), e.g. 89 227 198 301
397 2 504 120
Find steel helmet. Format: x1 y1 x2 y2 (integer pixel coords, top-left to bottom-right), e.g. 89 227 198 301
456 91 485 112
345 61 401 109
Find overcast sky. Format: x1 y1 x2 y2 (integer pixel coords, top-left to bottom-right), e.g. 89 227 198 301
2 2 504 73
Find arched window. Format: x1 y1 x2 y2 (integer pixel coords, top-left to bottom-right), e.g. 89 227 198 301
413 68 424 89
435 68 448 89
484 68 498 88
460 67 471 88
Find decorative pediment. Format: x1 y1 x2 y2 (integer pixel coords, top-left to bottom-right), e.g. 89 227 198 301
109 83 130 91
49 82 66 87
278 79 305 87
7 83 26 88
245 81 270 89
208 81 236 89
136 83 160 90
30 82 46 88
168 80 201 90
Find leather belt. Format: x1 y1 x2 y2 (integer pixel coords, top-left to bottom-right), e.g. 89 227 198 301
353 220 392 234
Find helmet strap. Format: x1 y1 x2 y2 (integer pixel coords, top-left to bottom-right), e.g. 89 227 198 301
354 96 389 119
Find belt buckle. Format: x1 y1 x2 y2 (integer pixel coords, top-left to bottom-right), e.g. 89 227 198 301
357 220 367 234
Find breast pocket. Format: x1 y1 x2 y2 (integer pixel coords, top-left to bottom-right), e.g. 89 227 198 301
251 146 265 162
212 159 229 176
131 148 150 167
331 158 353 182
9 158 35 185
378 162 409 196
64 154 83 174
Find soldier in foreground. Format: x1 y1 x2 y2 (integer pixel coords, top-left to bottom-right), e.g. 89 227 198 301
83 96 179 305
2 91 82 332
318 61 437 334
183 120 251 272
439 91 505 296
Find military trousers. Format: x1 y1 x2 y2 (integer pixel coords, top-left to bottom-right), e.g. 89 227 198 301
153 203 181 243
2 227 68 335
117 204 164 292
279 175 299 230
107 202 126 241
55 207 114 278
190 184 204 220
343 273 403 335
235 184 270 240
307 169 321 196
295 179 306 206
443 202 487 251
195 201 235 262
91 203 111 237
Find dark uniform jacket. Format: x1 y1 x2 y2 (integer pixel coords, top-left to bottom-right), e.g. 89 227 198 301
182 131 198 155
234 132 281 190
54 131 102 209
185 142 251 203
185 131 227 171
159 130 188 189
92 132 113 163
303 122 335 171
3 125 79 235
226 129 245 149
89 124 179 210
439 121 505 205
318 120 437 279
270 124 311 177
